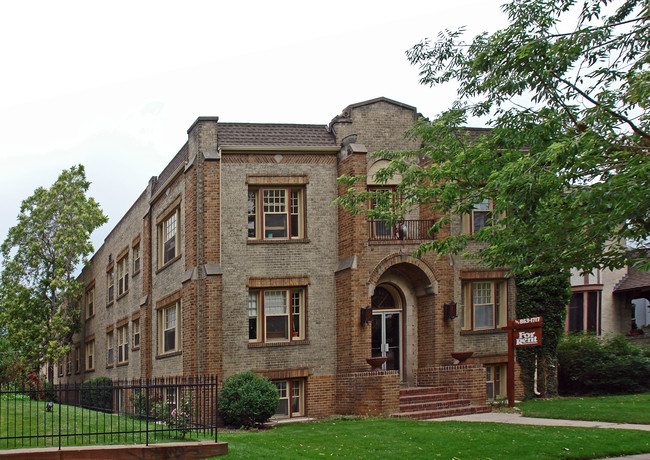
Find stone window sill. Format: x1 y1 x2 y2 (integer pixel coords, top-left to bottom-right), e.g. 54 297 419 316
248 339 310 348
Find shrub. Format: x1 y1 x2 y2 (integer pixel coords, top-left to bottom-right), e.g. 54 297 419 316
558 333 650 395
80 377 113 411
218 371 279 428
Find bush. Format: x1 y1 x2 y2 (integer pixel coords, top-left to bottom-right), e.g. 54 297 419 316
218 371 279 428
558 333 650 395
80 377 113 411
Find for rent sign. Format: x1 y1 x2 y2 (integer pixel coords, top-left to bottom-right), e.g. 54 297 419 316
515 327 542 347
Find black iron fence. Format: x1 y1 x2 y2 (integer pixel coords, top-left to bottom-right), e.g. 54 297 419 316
368 219 435 241
0 375 218 450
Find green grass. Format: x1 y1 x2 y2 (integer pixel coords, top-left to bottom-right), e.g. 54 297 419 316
518 392 650 424
217 418 650 459
0 398 210 449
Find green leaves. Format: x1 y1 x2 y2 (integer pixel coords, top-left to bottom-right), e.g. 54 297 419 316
0 165 107 369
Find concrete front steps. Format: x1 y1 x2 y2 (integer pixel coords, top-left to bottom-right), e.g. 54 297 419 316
391 386 491 420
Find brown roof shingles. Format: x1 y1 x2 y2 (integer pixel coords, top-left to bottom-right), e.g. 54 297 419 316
216 123 336 148
614 268 650 294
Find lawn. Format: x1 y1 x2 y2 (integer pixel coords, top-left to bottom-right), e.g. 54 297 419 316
518 392 650 424
218 418 650 459
0 396 210 449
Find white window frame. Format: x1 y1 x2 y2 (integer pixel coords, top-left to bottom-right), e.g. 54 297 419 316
86 340 95 371
133 318 141 348
117 325 129 364
274 379 304 419
248 288 305 343
133 245 141 273
462 280 507 331
107 269 114 304
248 187 304 240
106 331 114 365
158 209 180 267
486 364 507 401
158 301 181 354
117 256 129 297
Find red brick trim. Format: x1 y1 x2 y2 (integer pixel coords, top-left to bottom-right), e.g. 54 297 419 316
156 195 182 225
106 325 114 333
85 334 95 343
156 289 182 310
85 280 95 292
131 311 141 321
247 276 310 288
246 174 309 185
106 261 114 273
253 367 310 380
117 245 129 261
116 316 129 328
248 339 310 348
132 234 141 247
459 269 510 280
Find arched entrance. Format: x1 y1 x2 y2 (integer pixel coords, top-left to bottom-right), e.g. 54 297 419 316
371 284 403 372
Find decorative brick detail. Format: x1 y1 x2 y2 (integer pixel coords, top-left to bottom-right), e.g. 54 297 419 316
117 245 129 261
246 175 309 185
247 276 310 288
459 269 510 280
116 316 129 328
155 195 182 225
224 154 336 165
253 367 309 380
155 289 182 310
335 371 400 416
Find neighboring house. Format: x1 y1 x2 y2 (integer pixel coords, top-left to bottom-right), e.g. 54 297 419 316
568 260 650 335
57 97 520 418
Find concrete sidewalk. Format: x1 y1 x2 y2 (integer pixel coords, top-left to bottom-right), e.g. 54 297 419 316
430 412 650 431
430 413 650 459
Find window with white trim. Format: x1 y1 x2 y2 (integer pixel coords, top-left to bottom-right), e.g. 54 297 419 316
274 380 304 418
133 319 140 348
462 280 507 330
86 287 94 319
107 269 114 304
486 364 507 401
133 245 141 273
106 331 114 365
158 301 181 354
158 209 180 267
117 325 128 363
462 199 504 235
248 187 304 240
86 340 95 371
248 288 305 342
117 256 129 297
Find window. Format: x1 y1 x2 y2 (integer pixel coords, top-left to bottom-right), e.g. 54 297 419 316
117 256 129 297
462 280 507 330
75 345 80 373
86 340 95 371
107 269 114 304
462 199 504 234
58 361 64 377
158 301 181 354
133 319 140 348
106 331 114 366
568 291 601 333
158 209 180 267
66 352 72 375
117 325 129 363
486 364 507 401
133 245 141 273
369 187 398 239
248 187 304 240
249 288 305 342
274 380 304 418
86 287 95 319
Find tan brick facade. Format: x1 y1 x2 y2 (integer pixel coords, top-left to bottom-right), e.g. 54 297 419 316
61 97 522 420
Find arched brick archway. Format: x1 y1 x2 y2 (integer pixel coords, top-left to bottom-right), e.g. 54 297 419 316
367 253 438 297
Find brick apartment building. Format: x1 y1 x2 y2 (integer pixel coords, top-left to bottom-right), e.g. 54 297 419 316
58 97 519 419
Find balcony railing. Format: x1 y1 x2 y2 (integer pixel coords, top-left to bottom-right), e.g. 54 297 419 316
368 219 435 241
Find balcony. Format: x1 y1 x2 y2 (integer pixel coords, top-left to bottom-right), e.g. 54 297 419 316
368 219 435 242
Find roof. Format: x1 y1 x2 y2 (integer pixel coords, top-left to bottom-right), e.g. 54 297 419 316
614 268 650 294
216 123 336 148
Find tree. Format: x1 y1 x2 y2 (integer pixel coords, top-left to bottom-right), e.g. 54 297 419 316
0 165 107 371
338 0 649 277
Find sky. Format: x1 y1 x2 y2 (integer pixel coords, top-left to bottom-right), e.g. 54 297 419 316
0 0 508 257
